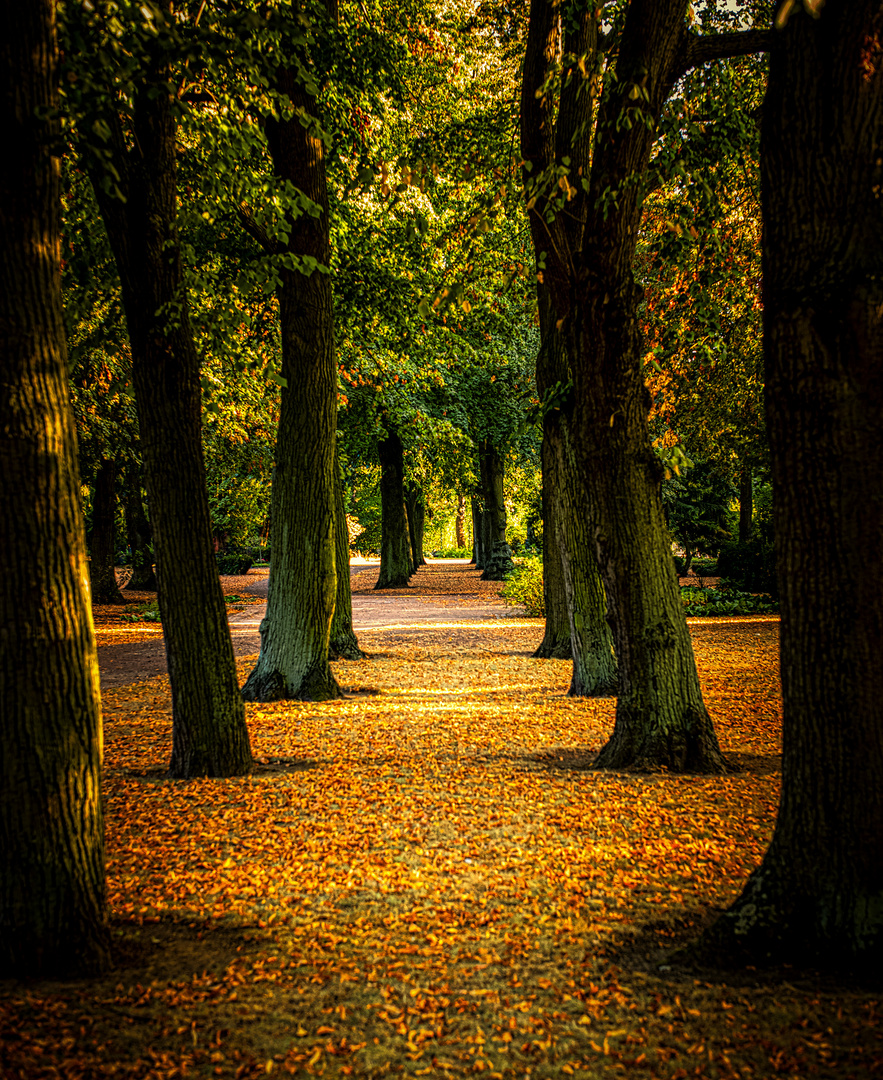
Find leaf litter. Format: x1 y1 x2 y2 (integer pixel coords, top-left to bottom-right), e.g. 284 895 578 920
2 567 880 1079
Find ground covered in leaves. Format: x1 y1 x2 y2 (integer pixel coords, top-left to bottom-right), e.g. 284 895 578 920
2 567 880 1078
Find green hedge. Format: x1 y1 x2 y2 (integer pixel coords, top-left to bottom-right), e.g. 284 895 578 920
217 552 254 575
501 556 544 617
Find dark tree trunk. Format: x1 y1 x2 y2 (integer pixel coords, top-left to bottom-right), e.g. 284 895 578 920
241 58 340 703
471 495 484 568
703 2 883 967
329 447 365 661
89 457 125 604
0 0 110 976
478 439 514 580
533 429 572 659
521 0 729 772
455 493 467 549
405 483 427 568
124 464 157 591
376 427 412 588
738 466 753 543
87 7 252 775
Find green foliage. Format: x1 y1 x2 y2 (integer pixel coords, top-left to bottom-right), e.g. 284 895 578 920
501 555 544 617
680 585 778 618
121 601 161 623
717 539 778 598
662 460 735 560
673 555 718 577
433 545 472 558
216 553 254 576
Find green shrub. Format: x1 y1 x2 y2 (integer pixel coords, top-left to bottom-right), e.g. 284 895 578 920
433 546 472 558
716 539 777 597
680 585 778 617
501 555 544 617
121 601 162 623
217 552 254 575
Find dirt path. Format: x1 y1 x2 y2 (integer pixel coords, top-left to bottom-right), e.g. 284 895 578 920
96 559 525 689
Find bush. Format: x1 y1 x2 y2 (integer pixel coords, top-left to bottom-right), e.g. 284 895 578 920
673 555 718 577
433 545 472 558
217 552 254 575
501 555 544 617
716 539 777 597
680 584 778 617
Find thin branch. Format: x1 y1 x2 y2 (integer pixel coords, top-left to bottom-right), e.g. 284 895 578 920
235 202 282 255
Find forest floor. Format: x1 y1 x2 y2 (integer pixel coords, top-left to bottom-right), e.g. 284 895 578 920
2 562 880 1078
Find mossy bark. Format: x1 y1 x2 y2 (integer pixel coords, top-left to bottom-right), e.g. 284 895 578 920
125 465 157 591
478 440 514 581
89 457 125 604
701 2 883 967
471 495 485 568
329 448 365 661
0 0 110 976
241 61 340 703
405 484 427 569
532 430 572 660
376 427 412 589
88 11 252 776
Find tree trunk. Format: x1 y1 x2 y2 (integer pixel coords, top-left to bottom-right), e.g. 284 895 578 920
471 495 484 568
88 16 252 775
521 0 727 772
0 0 110 976
455 493 467 549
125 465 157 591
738 466 753 543
329 447 365 661
242 61 340 703
532 429 572 659
703 2 883 967
89 457 125 603
405 483 427 569
478 440 513 580
375 428 412 588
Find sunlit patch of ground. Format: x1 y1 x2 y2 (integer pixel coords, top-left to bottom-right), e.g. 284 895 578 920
2 617 880 1079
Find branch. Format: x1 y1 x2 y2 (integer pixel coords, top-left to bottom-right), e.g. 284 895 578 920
235 203 282 255
674 28 774 80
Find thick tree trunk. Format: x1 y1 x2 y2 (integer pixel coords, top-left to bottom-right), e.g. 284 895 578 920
405 483 427 568
703 2 883 967
329 448 365 661
125 465 157 591
533 430 572 659
89 457 125 603
478 440 514 580
242 62 340 702
375 428 412 588
0 0 110 976
455 493 467 549
738 466 753 543
89 22 252 775
471 495 484 568
521 0 726 771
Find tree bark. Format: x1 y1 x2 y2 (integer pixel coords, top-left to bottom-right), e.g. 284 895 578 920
478 440 514 580
405 483 427 568
124 463 157 591
87 8 252 774
329 447 365 661
455 493 467 549
89 457 125 603
375 427 412 588
703 1 883 967
738 466 753 543
0 0 110 976
471 495 485 568
241 58 340 703
533 429 572 659
521 0 728 771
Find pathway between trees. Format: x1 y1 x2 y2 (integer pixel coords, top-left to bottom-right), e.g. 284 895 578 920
96 559 523 689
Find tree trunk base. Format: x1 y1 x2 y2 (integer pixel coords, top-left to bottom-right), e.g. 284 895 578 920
533 637 572 660
481 544 514 581
594 704 731 773
241 660 341 703
127 567 157 591
568 671 617 697
375 574 410 589
329 631 367 661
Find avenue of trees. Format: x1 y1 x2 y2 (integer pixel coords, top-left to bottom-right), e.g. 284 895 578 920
2 0 881 975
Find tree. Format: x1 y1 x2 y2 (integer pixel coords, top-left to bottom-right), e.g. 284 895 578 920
520 0 770 771
375 423 414 588
702 0 883 967
66 0 253 776
0 0 110 975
